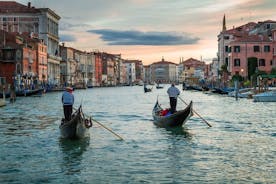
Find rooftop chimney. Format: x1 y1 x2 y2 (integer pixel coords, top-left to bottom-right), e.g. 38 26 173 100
28 2 31 8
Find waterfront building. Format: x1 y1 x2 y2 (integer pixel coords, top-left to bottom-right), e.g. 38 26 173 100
74 49 87 88
143 65 151 84
178 58 205 84
93 52 103 87
118 58 127 85
0 1 61 85
0 31 44 88
39 8 61 85
86 52 95 87
273 29 276 67
124 59 144 85
217 15 276 81
124 61 136 85
150 57 178 83
60 44 77 86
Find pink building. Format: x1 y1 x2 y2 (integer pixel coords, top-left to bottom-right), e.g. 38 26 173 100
229 34 273 78
218 18 276 81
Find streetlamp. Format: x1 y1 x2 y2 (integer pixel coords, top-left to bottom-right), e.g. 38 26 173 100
240 68 244 83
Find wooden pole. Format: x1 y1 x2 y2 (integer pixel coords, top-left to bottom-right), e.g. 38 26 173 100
73 107 124 140
178 96 212 127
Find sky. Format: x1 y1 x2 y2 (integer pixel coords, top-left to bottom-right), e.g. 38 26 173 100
15 0 276 64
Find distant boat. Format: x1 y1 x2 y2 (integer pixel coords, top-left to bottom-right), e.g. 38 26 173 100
0 90 6 107
152 100 193 128
228 88 254 98
211 87 229 94
144 84 153 93
253 90 276 102
59 106 92 139
144 87 152 93
156 84 164 89
16 88 44 97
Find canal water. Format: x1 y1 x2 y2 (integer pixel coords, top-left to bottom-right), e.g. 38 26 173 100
0 85 275 183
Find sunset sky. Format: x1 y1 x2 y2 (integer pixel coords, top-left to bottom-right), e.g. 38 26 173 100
16 0 276 64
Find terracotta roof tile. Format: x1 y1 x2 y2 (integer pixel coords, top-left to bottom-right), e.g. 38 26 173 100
0 1 39 13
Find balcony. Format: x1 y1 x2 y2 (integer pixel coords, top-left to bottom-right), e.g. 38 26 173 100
48 54 62 61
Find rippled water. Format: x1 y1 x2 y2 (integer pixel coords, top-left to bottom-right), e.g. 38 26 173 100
0 85 275 183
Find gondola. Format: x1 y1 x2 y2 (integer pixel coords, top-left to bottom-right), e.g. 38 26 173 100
16 88 44 97
152 100 193 128
59 106 92 139
156 85 164 89
144 87 152 93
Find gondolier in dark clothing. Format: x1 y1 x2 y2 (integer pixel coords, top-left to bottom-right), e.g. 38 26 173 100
62 87 74 121
167 83 180 113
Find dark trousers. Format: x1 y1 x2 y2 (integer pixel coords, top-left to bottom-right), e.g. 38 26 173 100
169 97 177 113
63 105 73 121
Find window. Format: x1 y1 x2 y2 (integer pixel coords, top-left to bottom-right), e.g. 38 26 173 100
224 36 229 40
234 59 240 66
225 46 229 52
234 46 240 52
259 59 265 66
264 45 270 52
225 58 228 66
254 46 260 52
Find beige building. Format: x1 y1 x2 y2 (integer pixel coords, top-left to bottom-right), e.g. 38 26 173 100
151 58 178 83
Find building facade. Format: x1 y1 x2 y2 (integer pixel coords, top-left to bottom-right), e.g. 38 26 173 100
151 58 178 83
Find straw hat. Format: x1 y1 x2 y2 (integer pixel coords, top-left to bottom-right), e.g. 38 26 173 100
65 87 73 91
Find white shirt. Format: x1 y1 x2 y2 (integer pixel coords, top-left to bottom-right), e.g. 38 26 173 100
167 86 180 98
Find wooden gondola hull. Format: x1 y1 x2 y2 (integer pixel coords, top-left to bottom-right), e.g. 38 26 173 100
144 88 152 93
152 101 193 128
59 106 90 139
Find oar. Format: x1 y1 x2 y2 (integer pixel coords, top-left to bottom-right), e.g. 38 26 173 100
73 107 124 140
178 96 212 127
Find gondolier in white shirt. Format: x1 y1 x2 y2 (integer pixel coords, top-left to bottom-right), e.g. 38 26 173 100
62 87 74 121
167 83 180 113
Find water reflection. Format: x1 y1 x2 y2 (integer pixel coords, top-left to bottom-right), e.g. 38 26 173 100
59 138 90 176
165 127 192 139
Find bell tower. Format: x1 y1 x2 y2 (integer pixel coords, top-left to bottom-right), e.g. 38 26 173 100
222 14 226 32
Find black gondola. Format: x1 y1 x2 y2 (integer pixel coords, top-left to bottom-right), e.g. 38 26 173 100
59 106 92 139
152 100 193 128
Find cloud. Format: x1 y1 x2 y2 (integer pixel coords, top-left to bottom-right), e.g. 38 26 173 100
59 34 77 42
87 29 199 46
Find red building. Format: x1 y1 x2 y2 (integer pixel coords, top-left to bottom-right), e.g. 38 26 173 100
0 30 43 87
93 52 103 87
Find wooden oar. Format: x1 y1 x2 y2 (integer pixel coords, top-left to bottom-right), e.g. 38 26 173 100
178 96 212 127
73 107 124 140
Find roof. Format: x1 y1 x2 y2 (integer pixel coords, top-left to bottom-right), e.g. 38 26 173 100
222 22 257 35
233 34 271 42
183 58 205 67
152 61 177 65
0 1 39 13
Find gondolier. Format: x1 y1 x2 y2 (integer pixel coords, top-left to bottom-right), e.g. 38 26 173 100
62 87 74 121
167 83 180 113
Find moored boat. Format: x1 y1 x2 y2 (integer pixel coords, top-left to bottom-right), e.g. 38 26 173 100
144 87 152 93
253 90 276 102
152 100 193 128
0 89 6 107
59 106 92 139
16 88 44 97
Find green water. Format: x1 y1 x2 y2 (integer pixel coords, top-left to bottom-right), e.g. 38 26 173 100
0 86 275 183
